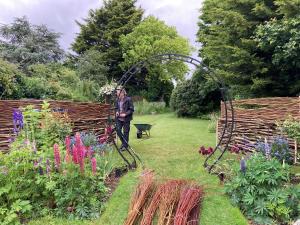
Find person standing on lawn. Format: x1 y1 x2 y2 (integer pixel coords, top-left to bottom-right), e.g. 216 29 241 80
115 88 134 151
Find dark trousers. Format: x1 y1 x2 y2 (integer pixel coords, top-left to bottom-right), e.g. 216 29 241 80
116 120 130 148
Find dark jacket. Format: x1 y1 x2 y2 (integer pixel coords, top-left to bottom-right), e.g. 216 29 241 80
115 96 134 122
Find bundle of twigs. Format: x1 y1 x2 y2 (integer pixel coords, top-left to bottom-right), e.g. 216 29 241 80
140 183 164 225
157 180 187 225
174 185 204 225
187 201 201 225
123 170 155 225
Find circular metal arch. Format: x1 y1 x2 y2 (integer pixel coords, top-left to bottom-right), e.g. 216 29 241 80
109 53 235 173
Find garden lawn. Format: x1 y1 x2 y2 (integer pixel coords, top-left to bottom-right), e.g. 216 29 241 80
29 113 248 225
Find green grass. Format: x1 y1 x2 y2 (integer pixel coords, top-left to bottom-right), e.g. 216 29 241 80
29 113 248 225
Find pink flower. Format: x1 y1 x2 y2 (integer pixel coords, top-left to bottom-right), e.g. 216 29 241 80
54 144 61 170
79 145 85 174
91 158 97 175
75 132 82 148
207 147 214 154
105 126 113 135
65 136 71 163
199 146 214 155
99 135 108 144
72 145 79 164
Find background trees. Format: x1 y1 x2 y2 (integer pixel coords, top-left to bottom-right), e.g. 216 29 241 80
197 0 300 98
0 17 64 69
72 0 143 81
120 16 192 104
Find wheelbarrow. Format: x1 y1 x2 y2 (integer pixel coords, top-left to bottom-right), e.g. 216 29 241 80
134 124 152 139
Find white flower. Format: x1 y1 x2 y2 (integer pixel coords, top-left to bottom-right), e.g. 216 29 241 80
99 83 118 96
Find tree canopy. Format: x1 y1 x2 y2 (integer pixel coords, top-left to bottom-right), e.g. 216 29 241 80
77 49 108 86
72 0 143 80
0 17 64 69
120 16 193 81
197 0 300 98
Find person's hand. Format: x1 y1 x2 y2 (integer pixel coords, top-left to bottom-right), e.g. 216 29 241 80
120 113 126 118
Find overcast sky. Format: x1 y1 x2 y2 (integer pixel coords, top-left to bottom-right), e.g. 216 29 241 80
0 0 203 55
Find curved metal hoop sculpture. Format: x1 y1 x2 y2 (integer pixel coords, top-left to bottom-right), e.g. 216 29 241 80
109 53 235 173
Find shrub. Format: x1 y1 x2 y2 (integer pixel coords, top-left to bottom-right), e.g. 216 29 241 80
0 58 25 99
134 100 170 115
0 147 44 224
256 137 293 164
170 69 221 117
278 116 300 141
207 112 219 133
225 153 300 224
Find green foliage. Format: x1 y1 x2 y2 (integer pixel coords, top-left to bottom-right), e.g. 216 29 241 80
198 0 300 98
0 147 48 224
0 17 64 69
0 58 25 99
225 153 300 224
138 73 174 106
49 169 107 220
170 69 220 117
255 16 300 95
134 100 170 115
72 0 143 80
207 112 219 133
278 116 300 141
24 63 98 101
15 102 72 153
77 49 108 86
120 16 192 81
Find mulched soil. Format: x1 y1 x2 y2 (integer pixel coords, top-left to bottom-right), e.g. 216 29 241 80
104 167 129 198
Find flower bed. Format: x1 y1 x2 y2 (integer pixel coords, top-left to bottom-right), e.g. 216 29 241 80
0 102 117 224
201 135 300 225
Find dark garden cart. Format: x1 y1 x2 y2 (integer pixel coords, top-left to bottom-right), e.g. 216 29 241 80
134 124 152 138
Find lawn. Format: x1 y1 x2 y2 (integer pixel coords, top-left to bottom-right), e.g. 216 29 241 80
29 113 248 225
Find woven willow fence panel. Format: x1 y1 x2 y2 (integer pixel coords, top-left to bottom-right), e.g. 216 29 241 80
0 100 111 152
218 97 299 162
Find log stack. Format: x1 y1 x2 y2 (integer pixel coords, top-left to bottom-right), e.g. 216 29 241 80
0 100 112 152
218 97 300 160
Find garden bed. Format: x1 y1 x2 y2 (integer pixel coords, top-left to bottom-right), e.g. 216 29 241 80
0 102 119 224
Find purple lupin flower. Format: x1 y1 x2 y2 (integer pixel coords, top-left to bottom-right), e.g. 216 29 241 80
240 157 246 174
38 166 44 175
46 159 51 175
12 109 23 135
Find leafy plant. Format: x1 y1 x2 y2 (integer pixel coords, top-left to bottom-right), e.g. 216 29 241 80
13 101 72 155
0 145 49 224
50 170 107 220
207 112 219 133
225 153 299 224
278 116 300 141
